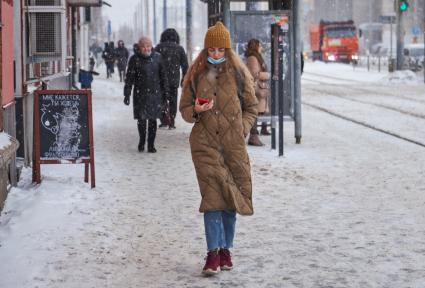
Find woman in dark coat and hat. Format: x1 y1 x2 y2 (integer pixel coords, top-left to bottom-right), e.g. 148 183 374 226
155 28 189 129
123 37 169 153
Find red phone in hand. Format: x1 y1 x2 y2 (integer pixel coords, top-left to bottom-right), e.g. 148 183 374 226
197 97 210 105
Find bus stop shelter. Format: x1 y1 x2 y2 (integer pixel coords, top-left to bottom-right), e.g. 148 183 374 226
199 0 302 155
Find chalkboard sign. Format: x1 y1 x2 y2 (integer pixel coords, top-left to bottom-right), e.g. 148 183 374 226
33 90 95 188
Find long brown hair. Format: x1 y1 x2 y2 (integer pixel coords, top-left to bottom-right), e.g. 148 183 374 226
245 38 266 70
182 48 247 91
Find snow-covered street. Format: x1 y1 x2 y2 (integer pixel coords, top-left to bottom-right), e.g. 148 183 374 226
1 62 425 288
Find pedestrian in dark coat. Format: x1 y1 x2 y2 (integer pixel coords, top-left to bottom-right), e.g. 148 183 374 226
115 40 129 82
102 42 115 78
132 43 139 55
155 28 189 129
123 37 170 153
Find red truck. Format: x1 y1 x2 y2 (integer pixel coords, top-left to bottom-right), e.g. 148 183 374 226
310 20 359 63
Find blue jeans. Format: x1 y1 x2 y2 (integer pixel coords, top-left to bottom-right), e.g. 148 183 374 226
204 210 236 251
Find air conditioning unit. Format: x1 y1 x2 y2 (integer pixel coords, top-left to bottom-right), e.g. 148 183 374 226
29 12 62 58
29 0 62 6
26 1 65 63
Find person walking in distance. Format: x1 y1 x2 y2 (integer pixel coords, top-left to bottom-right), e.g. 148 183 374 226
115 40 129 82
155 28 189 129
245 38 272 146
179 22 258 276
123 37 169 153
102 42 116 79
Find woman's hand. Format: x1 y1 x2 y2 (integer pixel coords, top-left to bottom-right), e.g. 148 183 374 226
194 98 214 113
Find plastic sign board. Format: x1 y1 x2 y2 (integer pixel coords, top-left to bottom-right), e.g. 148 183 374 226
67 0 102 7
379 15 396 24
412 26 421 36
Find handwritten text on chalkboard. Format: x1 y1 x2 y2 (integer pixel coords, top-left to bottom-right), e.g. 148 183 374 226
39 94 89 160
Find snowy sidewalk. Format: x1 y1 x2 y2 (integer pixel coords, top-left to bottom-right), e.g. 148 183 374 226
1 70 425 287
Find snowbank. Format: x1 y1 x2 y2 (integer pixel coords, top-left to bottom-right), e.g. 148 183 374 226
381 70 419 84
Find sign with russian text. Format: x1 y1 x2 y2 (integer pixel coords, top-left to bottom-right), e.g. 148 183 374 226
33 90 95 188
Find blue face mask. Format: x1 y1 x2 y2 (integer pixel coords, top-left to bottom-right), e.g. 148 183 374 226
207 56 226 65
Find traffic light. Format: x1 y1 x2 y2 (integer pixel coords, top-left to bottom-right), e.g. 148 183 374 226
399 0 409 12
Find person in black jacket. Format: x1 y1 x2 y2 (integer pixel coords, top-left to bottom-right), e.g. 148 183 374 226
155 28 189 129
115 40 129 82
102 42 116 78
123 37 170 153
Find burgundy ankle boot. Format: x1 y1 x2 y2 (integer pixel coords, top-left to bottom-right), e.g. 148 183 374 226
202 250 220 275
219 248 233 270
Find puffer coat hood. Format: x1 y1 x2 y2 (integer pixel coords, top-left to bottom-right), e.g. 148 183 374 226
160 28 180 44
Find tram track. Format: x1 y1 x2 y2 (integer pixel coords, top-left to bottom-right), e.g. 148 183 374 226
302 101 425 149
303 72 425 105
305 86 425 121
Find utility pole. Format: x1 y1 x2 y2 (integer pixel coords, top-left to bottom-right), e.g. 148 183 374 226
368 0 373 54
153 0 157 44
223 0 230 27
186 0 192 64
145 0 150 38
163 0 168 31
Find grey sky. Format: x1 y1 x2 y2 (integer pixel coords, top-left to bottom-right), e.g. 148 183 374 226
102 0 137 29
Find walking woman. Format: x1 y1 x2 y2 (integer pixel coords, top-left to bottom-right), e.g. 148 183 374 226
245 38 271 146
124 37 169 153
179 22 258 275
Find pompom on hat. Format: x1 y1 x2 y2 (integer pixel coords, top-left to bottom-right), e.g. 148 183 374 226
204 21 231 49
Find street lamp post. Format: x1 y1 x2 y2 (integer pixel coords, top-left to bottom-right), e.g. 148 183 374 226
153 0 157 44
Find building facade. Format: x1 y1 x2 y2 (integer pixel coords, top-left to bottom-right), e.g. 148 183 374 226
0 0 19 212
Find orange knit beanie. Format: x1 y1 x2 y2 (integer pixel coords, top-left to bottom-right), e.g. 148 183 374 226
204 21 231 49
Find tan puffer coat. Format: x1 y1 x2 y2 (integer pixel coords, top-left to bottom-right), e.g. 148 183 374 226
179 62 258 215
246 55 270 113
